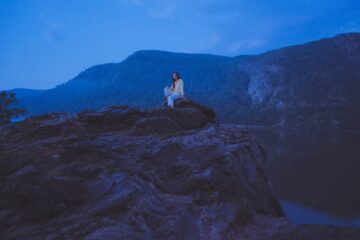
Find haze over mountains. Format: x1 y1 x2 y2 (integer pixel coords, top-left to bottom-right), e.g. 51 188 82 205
9 32 360 129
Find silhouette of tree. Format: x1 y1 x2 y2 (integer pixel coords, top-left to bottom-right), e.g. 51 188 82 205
0 91 27 126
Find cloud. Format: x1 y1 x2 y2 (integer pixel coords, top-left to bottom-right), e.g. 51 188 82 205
147 4 176 19
120 0 144 6
185 31 221 53
227 38 266 54
42 19 64 42
119 0 178 19
339 21 360 33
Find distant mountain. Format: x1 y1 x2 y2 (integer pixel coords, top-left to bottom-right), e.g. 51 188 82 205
8 88 45 99
10 32 360 129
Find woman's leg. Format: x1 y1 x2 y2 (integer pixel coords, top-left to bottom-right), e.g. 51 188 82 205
167 93 183 108
167 94 174 108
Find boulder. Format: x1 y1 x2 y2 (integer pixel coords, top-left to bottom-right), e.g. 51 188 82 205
76 106 146 132
133 117 182 135
174 98 216 120
0 112 86 142
0 108 285 239
1 101 214 140
150 98 216 131
149 106 210 130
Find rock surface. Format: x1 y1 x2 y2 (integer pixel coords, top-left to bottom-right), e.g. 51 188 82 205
0 102 359 239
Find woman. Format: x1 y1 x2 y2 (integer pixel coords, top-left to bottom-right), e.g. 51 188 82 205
164 72 185 108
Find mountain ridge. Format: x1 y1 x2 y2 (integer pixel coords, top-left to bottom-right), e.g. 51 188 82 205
10 32 359 93
5 32 360 129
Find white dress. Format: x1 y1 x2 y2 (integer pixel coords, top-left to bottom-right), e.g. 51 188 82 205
164 79 185 107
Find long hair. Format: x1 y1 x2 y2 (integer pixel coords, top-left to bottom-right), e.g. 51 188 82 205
172 72 181 89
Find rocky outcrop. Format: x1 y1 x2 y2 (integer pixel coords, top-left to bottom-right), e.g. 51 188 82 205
0 102 359 239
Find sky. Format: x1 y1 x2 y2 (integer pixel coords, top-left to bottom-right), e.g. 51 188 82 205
0 0 360 90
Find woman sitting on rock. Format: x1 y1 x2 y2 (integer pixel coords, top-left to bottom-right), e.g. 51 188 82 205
164 72 185 108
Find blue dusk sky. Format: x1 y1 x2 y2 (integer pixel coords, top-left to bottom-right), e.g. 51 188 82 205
0 0 359 90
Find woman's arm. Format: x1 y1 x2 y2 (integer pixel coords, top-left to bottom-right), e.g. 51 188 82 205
179 79 184 95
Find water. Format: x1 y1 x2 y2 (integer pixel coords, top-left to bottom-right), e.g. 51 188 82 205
11 116 26 123
243 126 360 225
281 199 360 228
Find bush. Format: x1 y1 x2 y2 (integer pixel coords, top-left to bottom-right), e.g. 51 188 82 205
0 91 27 126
